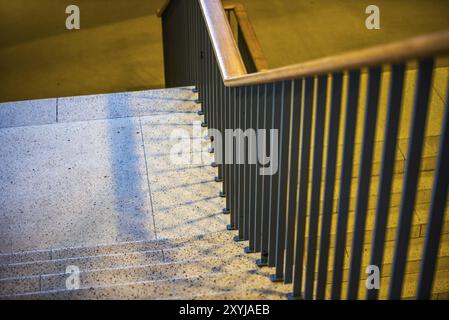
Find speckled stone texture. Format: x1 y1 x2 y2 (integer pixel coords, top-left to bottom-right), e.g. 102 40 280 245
1 86 449 300
0 87 279 300
0 98 57 129
0 87 226 254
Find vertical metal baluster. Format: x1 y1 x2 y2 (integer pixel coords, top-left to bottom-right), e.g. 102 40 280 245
234 88 241 230
246 86 258 252
235 87 246 241
186 1 191 84
201 26 209 128
331 70 361 300
190 0 195 84
316 73 343 299
226 87 237 230
268 83 282 267
214 62 224 182
389 59 434 299
241 85 248 241
184 0 189 84
254 85 265 253
223 85 231 215
185 0 189 83
417 78 449 299
197 5 205 112
209 40 214 132
284 79 303 283
207 38 213 131
257 83 273 267
304 75 328 299
210 41 215 135
272 80 293 281
218 77 226 189
347 67 382 299
290 77 315 298
244 86 253 241
193 0 199 90
367 63 405 300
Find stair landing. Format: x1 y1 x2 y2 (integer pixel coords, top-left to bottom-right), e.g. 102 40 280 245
0 87 226 253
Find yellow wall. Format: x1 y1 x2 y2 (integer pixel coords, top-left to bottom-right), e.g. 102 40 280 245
2 0 449 103
229 0 449 69
0 0 166 102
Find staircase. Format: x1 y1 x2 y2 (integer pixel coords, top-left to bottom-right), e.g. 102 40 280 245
0 86 292 300
0 232 292 299
0 85 448 299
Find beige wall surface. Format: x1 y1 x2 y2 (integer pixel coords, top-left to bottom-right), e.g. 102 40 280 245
226 0 449 69
2 0 449 103
0 0 166 102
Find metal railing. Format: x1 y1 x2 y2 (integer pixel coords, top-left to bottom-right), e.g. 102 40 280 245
158 0 449 299
223 3 269 73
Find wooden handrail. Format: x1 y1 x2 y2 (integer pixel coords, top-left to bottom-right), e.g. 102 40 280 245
199 0 247 79
224 3 269 72
158 0 449 88
224 29 449 87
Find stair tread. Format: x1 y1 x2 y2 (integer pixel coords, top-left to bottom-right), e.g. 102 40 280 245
0 253 260 296
325 268 449 300
319 135 439 178
3 269 291 300
0 239 245 280
0 231 235 266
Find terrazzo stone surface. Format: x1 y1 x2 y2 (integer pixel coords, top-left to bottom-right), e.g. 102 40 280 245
58 87 198 123
0 250 52 266
0 98 56 129
10 269 291 300
0 230 234 264
140 112 228 239
0 275 40 296
0 86 226 254
0 117 154 252
1 86 446 300
39 254 255 292
0 249 164 279
325 269 449 300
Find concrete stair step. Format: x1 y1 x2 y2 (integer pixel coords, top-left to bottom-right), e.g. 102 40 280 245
317 256 449 288
324 169 434 211
313 235 449 285
414 202 449 235
294 170 434 217
434 292 449 300
302 172 443 248
309 236 449 298
324 269 449 300
319 135 438 179
4 269 291 300
0 249 164 280
353 234 449 270
0 231 234 265
0 238 244 280
296 235 449 291
310 200 449 248
0 253 257 297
